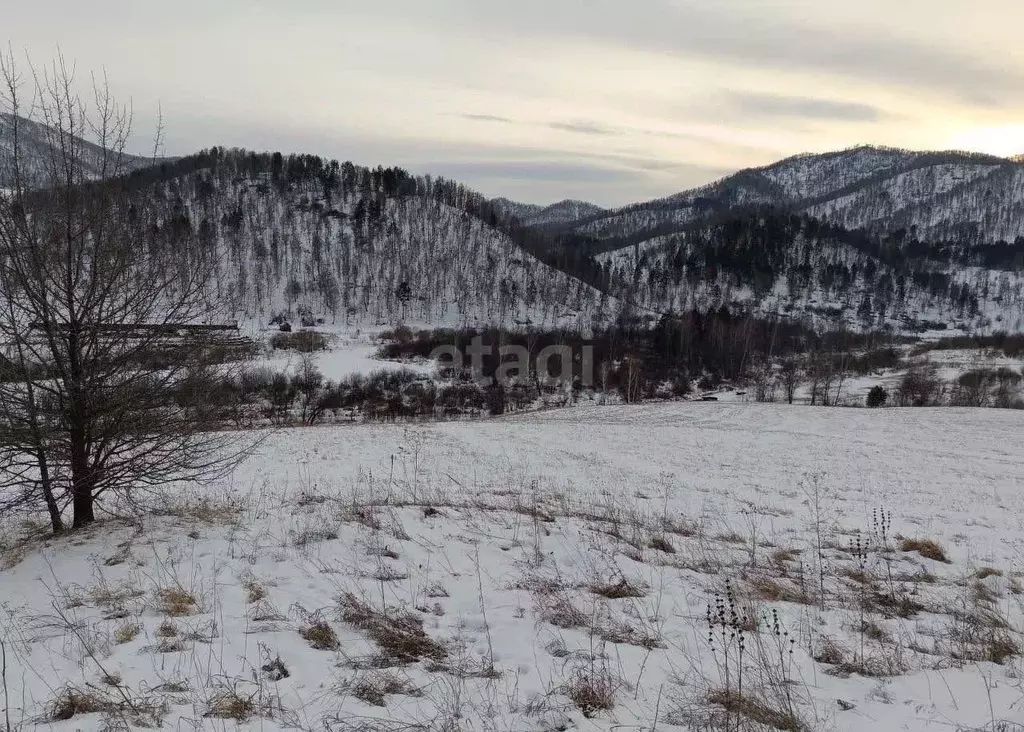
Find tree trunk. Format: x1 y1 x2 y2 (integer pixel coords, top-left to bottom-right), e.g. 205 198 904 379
35 449 64 533
69 426 95 527
72 488 94 527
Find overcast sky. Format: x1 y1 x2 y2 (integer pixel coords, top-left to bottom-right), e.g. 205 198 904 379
6 0 1024 206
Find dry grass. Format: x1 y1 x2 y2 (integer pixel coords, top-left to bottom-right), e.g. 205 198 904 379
155 638 188 653
204 690 256 720
101 671 123 687
88 581 145 607
293 524 340 546
564 668 618 718
46 685 166 727
860 620 890 643
350 673 421 707
648 535 676 554
244 580 268 603
814 638 906 678
299 620 341 651
976 567 1003 580
340 593 446 664
597 617 665 650
900 538 950 563
114 622 142 644
590 578 647 599
47 687 114 720
154 495 242 526
370 565 410 583
154 587 198 617
707 689 804 731
749 576 813 605
538 593 588 629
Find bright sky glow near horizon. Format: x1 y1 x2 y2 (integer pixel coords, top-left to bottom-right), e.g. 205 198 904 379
6 0 1024 206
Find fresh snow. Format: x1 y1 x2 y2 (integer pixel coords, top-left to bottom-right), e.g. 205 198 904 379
2 404 1024 731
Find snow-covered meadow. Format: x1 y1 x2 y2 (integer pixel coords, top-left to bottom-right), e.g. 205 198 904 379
2 404 1024 731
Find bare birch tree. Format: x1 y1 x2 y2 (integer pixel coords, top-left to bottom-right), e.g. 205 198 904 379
0 52 242 530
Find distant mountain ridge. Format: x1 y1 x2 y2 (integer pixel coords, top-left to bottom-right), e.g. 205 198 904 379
491 197 605 227
515 145 1024 333
4 110 1024 333
557 145 1024 246
0 113 162 189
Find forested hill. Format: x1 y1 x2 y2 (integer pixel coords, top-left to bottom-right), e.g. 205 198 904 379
556 146 1024 247
591 206 1024 333
118 148 612 328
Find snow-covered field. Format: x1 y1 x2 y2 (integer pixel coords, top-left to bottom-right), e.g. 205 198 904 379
3 404 1024 731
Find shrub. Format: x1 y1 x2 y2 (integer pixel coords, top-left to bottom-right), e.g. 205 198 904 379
866 385 888 408
897 365 943 407
270 330 327 352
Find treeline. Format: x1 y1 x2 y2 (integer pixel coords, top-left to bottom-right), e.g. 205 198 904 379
912 332 1024 358
377 310 900 404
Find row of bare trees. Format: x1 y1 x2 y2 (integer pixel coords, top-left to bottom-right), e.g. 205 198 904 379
0 54 240 531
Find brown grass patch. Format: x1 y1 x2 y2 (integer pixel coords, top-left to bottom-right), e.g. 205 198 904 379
707 689 804 731
900 538 949 563
244 580 267 604
340 593 446 664
749 577 813 605
370 566 410 582
871 590 925 619
47 688 114 720
565 668 618 718
299 620 341 651
204 690 256 720
154 587 198 617
539 594 588 629
591 578 647 599
351 673 421 707
976 567 1003 580
114 622 142 644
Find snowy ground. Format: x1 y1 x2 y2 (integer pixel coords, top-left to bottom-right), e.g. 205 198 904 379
2 404 1024 731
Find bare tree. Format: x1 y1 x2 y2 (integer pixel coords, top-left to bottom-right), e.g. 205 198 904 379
780 359 801 405
0 53 242 529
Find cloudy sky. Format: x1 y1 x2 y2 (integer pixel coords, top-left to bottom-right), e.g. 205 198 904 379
6 0 1024 206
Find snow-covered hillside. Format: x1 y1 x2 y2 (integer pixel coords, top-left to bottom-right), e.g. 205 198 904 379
0 113 162 189
492 197 606 227
592 210 1024 333
2 403 1023 731
137 151 610 329
571 146 1024 245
